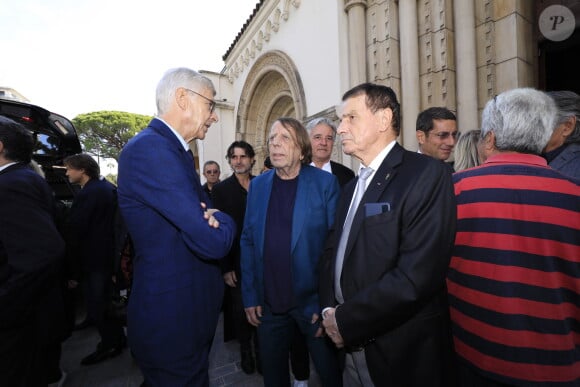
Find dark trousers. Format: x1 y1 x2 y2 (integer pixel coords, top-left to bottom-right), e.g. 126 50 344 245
84 270 124 348
290 322 310 380
230 284 256 349
257 307 342 387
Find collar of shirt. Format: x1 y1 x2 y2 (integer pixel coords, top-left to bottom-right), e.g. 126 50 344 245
310 160 332 174
155 117 189 152
358 140 397 190
484 152 548 167
0 161 18 172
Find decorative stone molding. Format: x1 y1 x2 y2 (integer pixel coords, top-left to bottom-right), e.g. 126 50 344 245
225 0 301 83
236 50 307 173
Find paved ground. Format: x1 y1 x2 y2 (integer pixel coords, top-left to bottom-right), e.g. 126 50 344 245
59 313 321 386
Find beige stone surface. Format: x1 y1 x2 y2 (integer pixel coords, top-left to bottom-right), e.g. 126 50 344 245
420 70 457 110
494 0 517 20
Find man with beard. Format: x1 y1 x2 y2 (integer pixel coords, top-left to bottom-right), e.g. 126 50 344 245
212 141 259 374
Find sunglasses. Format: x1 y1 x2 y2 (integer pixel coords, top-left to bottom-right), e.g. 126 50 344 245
205 170 219 174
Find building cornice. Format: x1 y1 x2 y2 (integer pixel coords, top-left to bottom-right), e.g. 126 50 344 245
222 0 301 83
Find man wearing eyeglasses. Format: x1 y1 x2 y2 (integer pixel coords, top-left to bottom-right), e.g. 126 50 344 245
118 67 236 386
416 107 458 166
202 160 221 197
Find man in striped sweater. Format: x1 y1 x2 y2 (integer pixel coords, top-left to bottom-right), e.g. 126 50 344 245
448 88 579 386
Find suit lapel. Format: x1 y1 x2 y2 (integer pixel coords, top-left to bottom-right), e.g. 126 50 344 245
291 166 310 252
257 171 275 260
344 143 404 259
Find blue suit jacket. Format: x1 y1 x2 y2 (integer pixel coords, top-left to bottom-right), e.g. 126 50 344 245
549 142 580 180
241 165 339 318
118 118 235 385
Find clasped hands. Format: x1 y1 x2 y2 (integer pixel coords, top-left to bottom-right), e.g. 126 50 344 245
200 202 220 228
321 307 344 348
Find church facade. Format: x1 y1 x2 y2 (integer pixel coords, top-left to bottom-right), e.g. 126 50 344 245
196 0 579 175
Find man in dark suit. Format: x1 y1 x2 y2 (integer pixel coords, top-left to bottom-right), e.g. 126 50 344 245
212 141 257 374
118 67 236 386
0 116 65 386
320 83 456 386
64 153 125 365
306 117 355 187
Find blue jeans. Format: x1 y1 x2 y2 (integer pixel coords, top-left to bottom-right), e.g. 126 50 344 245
257 306 342 387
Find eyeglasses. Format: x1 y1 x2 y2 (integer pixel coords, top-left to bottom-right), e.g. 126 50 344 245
430 131 459 140
205 169 219 174
184 88 216 113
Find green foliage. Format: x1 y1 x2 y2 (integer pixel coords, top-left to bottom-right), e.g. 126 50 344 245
72 111 152 161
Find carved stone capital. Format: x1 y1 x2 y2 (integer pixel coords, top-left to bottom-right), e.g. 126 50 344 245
344 0 368 13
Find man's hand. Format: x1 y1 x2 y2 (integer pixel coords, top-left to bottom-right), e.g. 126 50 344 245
245 305 262 327
200 202 220 228
321 307 344 348
311 313 325 338
67 280 78 289
223 271 237 287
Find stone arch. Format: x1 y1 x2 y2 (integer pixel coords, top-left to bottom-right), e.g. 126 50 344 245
236 50 306 174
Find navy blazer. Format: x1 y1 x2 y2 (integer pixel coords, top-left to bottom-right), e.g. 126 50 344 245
241 165 339 319
118 118 236 385
320 143 457 386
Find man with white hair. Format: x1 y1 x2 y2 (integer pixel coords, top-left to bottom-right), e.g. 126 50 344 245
306 117 354 187
118 68 236 386
448 88 579 386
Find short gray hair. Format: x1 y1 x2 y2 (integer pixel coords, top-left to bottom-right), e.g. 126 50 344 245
481 88 557 154
155 67 215 116
305 117 336 136
547 90 580 144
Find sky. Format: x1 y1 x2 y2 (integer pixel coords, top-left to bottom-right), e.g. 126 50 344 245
0 0 259 119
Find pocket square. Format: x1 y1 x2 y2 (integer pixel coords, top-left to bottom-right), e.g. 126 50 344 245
364 202 391 217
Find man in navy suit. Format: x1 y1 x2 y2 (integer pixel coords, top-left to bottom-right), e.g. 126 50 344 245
118 67 236 386
307 117 355 187
0 116 65 386
64 153 125 365
320 83 456 386
241 117 342 387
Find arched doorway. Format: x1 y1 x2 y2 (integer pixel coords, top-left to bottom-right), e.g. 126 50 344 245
236 50 306 174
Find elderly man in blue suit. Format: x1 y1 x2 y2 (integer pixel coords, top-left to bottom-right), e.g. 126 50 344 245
118 67 236 386
241 117 342 387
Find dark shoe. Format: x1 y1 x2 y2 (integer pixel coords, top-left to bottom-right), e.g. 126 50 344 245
241 349 255 374
81 344 123 365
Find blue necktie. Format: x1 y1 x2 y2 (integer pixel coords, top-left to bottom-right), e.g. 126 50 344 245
334 167 373 303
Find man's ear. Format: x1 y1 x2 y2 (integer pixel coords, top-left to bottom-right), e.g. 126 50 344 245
380 108 393 132
562 116 576 138
176 88 189 110
416 130 425 145
483 131 496 151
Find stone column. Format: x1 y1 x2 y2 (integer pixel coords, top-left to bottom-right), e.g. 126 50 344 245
453 0 478 131
398 0 420 150
345 0 368 86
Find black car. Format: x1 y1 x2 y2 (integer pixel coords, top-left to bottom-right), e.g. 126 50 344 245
0 98 82 202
